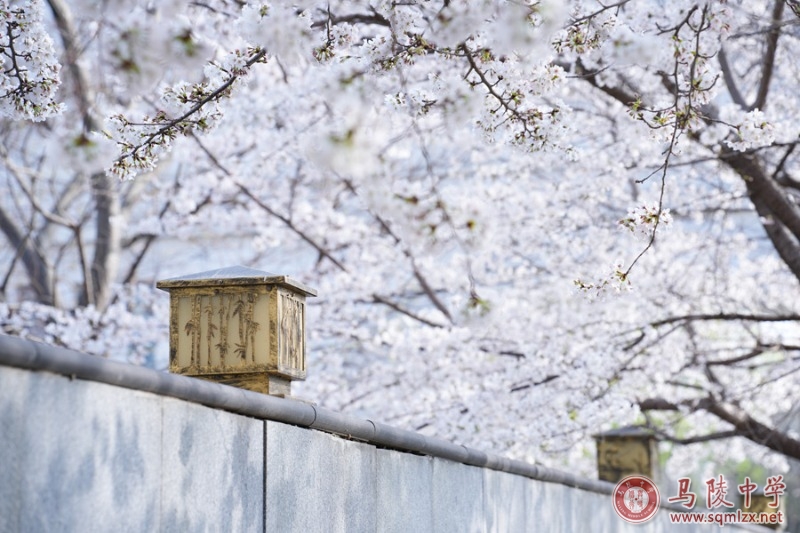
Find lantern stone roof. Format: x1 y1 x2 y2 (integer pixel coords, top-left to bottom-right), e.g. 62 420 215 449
593 425 656 439
155 265 317 296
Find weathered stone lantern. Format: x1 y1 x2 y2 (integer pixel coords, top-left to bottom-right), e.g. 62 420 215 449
595 426 658 483
741 491 783 530
156 266 317 396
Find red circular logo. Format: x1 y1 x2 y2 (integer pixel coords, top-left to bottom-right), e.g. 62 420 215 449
612 475 660 523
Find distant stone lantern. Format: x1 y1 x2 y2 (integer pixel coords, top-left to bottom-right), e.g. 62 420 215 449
741 491 782 530
595 426 658 483
156 266 317 396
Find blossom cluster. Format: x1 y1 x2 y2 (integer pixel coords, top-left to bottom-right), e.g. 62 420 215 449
619 202 673 241
0 285 168 367
726 109 776 152
0 0 64 121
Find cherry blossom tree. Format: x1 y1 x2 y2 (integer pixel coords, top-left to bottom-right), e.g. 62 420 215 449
2 0 800 479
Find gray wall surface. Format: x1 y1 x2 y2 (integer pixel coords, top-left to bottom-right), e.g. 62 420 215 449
0 364 764 532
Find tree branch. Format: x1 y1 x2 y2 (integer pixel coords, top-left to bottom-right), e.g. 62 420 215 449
237 183 349 273
509 374 559 393
750 0 784 111
187 132 348 272
112 49 267 176
121 200 172 285
48 0 120 309
650 312 800 327
717 47 748 108
0 206 53 304
462 45 551 146
704 400 800 459
340 178 454 324
1 149 75 228
652 428 740 445
568 1 631 25
83 171 120 309
640 397 800 460
479 346 526 360
638 397 680 411
74 226 93 305
46 0 98 131
706 347 767 367
311 9 390 29
372 293 446 328
723 147 800 280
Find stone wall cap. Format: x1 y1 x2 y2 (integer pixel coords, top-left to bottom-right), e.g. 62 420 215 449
155 266 317 296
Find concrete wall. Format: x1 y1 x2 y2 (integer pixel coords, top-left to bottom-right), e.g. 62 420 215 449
0 364 758 532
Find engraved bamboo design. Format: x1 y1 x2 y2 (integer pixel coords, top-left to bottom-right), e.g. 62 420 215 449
280 294 303 369
233 296 247 360
215 295 230 363
179 290 274 369
183 294 202 367
232 294 260 362
204 297 217 366
246 293 260 364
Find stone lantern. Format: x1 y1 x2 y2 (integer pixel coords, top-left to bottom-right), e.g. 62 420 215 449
595 426 658 484
741 491 783 530
156 266 317 396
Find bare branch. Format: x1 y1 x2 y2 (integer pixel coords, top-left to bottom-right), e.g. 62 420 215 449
723 148 800 280
410 260 453 323
568 1 631 25
311 9 390 29
773 143 797 181
650 312 800 327
46 0 121 309
788 0 800 20
706 347 767 367
74 227 93 305
84 172 120 309
0 205 53 304
704 400 800 459
509 374 559 393
479 346 526 360
717 47 748 108
638 397 680 411
121 198 172 285
238 183 349 273
372 294 447 328
46 0 98 131
187 132 348 273
750 0 785 111
651 427 740 445
640 396 800 459
1 155 74 231
340 178 454 324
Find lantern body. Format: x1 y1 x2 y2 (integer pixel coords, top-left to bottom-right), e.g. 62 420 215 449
595 427 657 484
742 494 782 530
157 266 316 395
